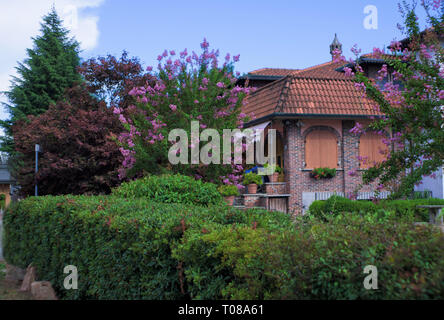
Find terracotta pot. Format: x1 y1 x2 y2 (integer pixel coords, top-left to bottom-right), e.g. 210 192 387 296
223 195 235 206
247 184 258 194
269 172 279 183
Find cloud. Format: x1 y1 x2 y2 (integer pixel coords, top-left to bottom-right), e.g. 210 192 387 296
0 0 105 121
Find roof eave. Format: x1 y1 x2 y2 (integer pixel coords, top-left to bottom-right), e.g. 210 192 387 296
243 112 383 127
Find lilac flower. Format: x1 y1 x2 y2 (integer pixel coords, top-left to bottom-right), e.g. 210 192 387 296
344 67 354 77
200 38 209 49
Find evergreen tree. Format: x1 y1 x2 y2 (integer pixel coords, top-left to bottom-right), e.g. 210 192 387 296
0 8 81 153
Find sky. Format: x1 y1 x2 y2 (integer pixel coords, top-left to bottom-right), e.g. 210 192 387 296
0 0 434 123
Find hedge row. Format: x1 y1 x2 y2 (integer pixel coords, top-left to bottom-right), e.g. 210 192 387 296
2 196 290 299
309 196 444 222
4 195 444 299
112 174 223 207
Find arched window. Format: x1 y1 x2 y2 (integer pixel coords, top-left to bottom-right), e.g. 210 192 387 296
305 129 338 168
359 131 388 168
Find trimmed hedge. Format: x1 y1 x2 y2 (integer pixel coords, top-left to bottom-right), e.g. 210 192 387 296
3 195 290 299
4 195 444 299
177 213 444 299
111 174 223 207
309 196 444 222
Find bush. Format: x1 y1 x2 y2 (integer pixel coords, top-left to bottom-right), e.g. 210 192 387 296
112 174 223 207
0 193 5 209
242 173 263 186
4 195 444 300
218 185 240 197
309 196 444 222
3 195 290 299
310 167 336 180
264 163 282 174
174 213 444 299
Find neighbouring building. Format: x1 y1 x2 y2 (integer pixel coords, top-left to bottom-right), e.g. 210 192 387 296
238 35 395 214
0 157 14 208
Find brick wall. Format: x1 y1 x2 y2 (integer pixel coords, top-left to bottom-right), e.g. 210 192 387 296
284 119 388 214
264 183 287 195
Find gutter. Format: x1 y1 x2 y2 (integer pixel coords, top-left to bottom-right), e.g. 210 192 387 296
243 112 383 127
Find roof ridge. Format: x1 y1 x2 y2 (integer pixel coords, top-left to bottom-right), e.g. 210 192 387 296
292 60 342 73
247 67 300 75
289 75 355 82
275 77 291 112
247 75 290 95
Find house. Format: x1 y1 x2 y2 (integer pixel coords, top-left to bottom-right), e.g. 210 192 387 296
239 35 393 214
0 156 14 208
410 30 444 199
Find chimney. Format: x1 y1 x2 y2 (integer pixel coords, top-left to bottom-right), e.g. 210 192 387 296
330 34 342 60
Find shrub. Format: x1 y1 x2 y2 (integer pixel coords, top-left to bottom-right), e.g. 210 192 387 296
4 194 444 300
218 185 240 197
112 174 223 207
264 163 282 174
242 172 263 186
174 213 444 299
310 167 336 180
3 195 290 300
0 193 5 209
309 196 444 222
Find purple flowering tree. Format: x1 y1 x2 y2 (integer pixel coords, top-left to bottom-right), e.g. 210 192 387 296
116 39 252 187
344 1 443 198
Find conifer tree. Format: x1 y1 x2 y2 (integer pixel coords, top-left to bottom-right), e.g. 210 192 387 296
1 8 81 153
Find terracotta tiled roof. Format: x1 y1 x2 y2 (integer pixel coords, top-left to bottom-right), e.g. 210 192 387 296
248 61 347 79
248 68 299 77
243 77 289 119
292 60 349 79
243 76 381 119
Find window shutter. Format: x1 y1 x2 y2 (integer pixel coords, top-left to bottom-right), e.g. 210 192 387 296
360 132 388 168
306 130 338 168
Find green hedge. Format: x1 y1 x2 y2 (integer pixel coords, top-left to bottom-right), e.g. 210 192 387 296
3 195 290 299
112 174 223 207
176 214 444 299
4 195 444 299
309 196 444 222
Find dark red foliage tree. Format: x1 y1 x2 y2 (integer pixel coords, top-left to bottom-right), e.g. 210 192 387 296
13 85 123 196
12 52 153 196
77 51 154 109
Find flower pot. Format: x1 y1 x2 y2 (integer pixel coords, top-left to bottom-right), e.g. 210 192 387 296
269 172 279 183
223 195 235 206
247 184 258 194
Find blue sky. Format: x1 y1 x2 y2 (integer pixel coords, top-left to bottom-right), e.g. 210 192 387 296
0 0 433 122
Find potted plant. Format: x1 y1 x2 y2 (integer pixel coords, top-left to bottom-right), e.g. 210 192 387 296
243 172 263 194
218 185 240 206
310 167 336 180
264 163 282 183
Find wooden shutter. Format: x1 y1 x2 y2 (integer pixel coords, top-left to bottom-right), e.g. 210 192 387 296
360 132 388 168
306 130 337 168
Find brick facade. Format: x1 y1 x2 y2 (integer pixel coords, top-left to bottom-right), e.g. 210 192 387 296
283 119 385 214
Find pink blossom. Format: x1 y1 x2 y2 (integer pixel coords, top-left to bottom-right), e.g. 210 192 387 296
200 38 209 49
169 104 177 111
344 67 354 77
350 44 362 57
